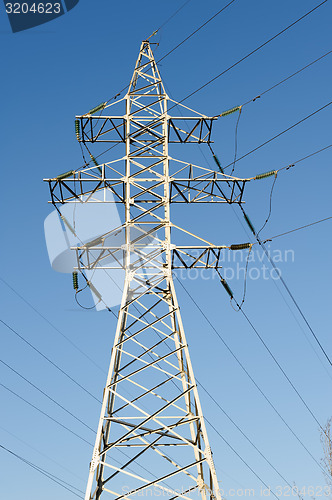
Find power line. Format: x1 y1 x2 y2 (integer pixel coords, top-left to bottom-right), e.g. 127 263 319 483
0 276 106 375
79 11 331 172
204 416 281 500
234 299 325 430
197 380 292 487
0 443 84 498
155 0 193 31
1 293 323 491
157 0 237 64
0 357 95 433
89 60 332 171
0 380 154 479
0 318 205 487
1 285 297 488
1 367 244 496
266 215 332 241
78 0 236 168
223 100 332 170
0 423 85 482
242 49 332 106
228 203 332 382
172 0 328 106
0 318 101 404
174 276 326 475
277 143 332 172
238 205 332 367
0 382 93 446
257 235 332 367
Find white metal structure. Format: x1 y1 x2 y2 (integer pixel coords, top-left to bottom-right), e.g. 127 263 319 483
45 40 249 500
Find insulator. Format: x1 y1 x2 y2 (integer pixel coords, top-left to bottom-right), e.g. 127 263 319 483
243 212 256 235
254 170 277 180
89 103 106 115
212 154 224 174
85 236 103 248
220 106 240 117
72 272 79 290
88 153 102 174
60 215 76 236
89 153 99 166
56 170 74 180
75 119 80 141
87 281 102 301
230 243 251 250
220 278 233 298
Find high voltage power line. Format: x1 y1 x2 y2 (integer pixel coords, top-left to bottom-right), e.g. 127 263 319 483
174 276 327 476
0 276 107 374
241 49 332 107
101 0 328 109
266 215 332 241
0 423 85 481
0 336 294 492
154 0 194 32
257 236 332 366
197 380 292 487
100 0 237 108
0 373 171 488
222 101 332 171
0 443 84 498
156 0 237 64
204 415 280 500
223 201 332 381
80 1 330 169
77 46 332 170
0 318 101 403
0 357 95 433
234 204 332 368
172 0 328 107
0 324 296 489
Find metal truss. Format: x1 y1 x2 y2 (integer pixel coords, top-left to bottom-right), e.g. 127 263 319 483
72 235 226 271
45 41 248 500
77 113 215 144
46 162 248 205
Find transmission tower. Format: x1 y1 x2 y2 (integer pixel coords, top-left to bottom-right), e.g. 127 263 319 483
45 40 248 500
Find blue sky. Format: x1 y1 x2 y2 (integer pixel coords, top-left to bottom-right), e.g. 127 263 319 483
1 0 331 498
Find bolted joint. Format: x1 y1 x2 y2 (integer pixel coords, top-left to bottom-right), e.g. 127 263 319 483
205 446 217 477
197 477 205 492
161 242 175 251
89 449 99 473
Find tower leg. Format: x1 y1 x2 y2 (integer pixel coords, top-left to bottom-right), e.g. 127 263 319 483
84 274 221 500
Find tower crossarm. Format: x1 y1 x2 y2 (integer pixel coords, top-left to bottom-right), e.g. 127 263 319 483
73 244 226 271
45 166 249 205
76 116 216 144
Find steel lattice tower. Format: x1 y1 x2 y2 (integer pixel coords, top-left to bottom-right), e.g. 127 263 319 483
46 41 248 500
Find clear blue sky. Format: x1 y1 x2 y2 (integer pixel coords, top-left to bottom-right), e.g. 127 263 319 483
1 0 331 498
